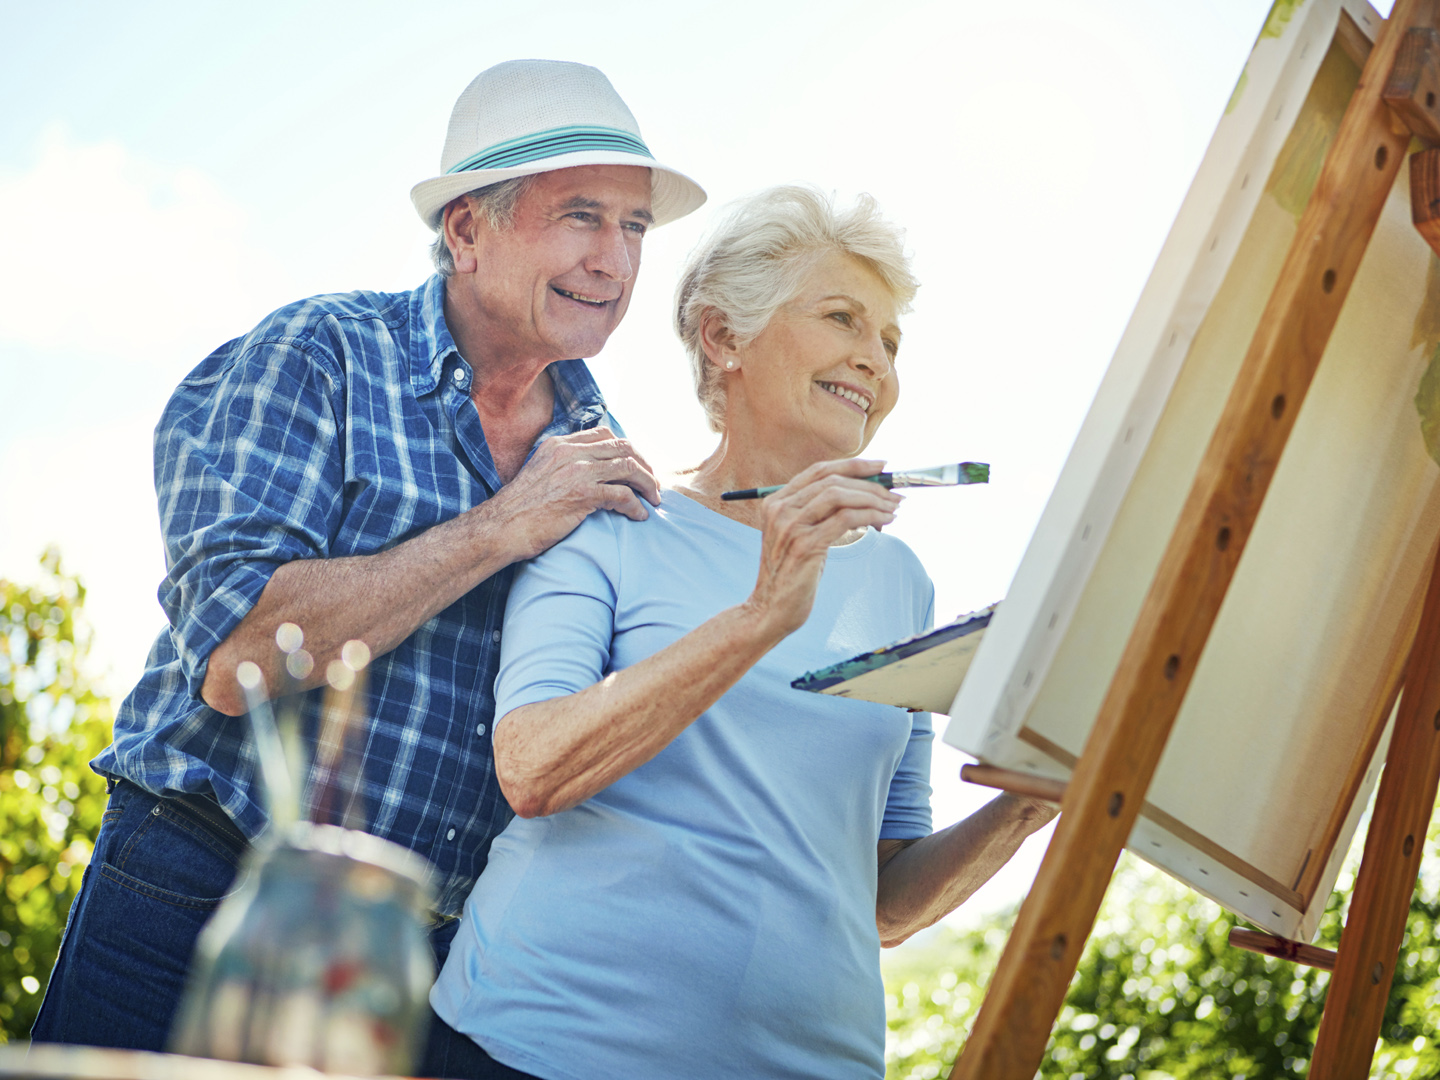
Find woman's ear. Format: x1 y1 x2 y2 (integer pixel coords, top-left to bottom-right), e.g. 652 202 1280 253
698 308 740 372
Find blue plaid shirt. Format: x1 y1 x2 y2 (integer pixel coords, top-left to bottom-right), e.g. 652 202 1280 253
94 274 618 916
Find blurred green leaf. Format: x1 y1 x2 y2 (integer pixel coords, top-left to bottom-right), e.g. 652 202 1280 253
0 548 112 1042
885 821 1440 1078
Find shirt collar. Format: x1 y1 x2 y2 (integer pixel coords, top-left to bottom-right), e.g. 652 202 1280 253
408 274 610 427
547 358 610 428
409 274 458 396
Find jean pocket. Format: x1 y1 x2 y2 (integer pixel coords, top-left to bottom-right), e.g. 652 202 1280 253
106 804 244 908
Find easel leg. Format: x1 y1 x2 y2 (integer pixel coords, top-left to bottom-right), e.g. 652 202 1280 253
1309 539 1440 1079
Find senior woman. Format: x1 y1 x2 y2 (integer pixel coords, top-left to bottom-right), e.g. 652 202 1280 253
423 186 1055 1080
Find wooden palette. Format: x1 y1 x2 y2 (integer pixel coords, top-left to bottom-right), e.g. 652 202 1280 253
792 605 994 714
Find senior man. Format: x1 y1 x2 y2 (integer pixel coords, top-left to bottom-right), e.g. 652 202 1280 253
32 59 705 1052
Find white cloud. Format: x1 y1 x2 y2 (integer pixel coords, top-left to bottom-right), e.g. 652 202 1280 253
0 127 305 376
0 130 304 696
0 415 167 699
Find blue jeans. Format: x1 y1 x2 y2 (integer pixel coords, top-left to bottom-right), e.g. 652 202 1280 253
32 780 461 1052
420 1012 544 1080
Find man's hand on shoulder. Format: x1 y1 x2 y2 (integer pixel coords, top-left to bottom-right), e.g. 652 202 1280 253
479 427 661 564
199 428 658 716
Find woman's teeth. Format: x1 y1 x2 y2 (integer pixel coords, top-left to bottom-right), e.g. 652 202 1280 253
818 382 871 412
555 288 608 306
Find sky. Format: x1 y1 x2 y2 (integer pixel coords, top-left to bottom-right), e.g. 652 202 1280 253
0 0 1360 925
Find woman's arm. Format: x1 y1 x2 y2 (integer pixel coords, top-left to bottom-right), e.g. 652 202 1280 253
874 793 1058 947
497 603 780 818
494 458 902 819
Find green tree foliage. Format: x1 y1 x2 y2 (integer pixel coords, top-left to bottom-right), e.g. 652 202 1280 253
885 829 1440 1079
0 549 113 1041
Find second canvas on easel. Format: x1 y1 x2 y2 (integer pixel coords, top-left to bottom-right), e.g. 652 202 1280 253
945 0 1440 941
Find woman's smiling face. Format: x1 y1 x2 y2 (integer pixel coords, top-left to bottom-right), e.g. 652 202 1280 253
731 250 901 460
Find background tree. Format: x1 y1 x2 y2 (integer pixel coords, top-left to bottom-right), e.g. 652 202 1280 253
4 544 1439 1069
884 824 1440 1079
0 549 113 1041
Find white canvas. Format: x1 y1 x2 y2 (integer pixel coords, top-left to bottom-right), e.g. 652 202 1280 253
945 0 1440 940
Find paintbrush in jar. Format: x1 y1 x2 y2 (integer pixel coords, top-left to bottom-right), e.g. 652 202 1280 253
312 640 372 830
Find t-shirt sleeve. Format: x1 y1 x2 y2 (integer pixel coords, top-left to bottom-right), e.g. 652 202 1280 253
155 340 344 699
879 573 937 840
494 514 621 722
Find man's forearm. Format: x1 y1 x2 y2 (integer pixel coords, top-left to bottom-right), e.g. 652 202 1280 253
875 793 1057 947
200 503 516 715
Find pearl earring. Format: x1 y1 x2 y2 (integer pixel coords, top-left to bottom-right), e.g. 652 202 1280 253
725 360 735 370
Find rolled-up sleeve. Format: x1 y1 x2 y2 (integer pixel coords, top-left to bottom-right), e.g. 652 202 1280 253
155 340 344 697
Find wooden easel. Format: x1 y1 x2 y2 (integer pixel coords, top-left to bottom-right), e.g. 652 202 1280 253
948 2 1440 1076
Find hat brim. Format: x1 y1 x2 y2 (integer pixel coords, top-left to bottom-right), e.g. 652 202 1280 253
410 151 706 230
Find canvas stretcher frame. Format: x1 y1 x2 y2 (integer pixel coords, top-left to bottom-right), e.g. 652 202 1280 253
942 0 1440 943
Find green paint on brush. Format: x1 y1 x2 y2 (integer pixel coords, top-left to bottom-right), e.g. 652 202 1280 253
720 462 989 501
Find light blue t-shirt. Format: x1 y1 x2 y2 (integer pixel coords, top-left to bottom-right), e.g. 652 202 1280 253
431 490 935 1080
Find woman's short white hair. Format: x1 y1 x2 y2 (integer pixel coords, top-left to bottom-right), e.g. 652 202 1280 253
674 186 918 433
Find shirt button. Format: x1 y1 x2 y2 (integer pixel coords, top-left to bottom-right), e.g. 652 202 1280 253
491 630 501 643
476 723 487 737
446 828 456 841
452 368 466 385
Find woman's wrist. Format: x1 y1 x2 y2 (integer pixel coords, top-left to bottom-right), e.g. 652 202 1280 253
996 791 1061 830
735 594 805 647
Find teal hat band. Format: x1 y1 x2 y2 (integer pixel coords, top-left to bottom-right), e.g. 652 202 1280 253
446 124 654 175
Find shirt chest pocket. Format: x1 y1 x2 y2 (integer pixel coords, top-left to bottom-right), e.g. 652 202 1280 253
335 420 484 554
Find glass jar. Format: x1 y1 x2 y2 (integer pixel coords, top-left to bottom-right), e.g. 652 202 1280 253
171 821 435 1075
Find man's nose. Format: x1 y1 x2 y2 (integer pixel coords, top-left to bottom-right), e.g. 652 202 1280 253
586 225 636 281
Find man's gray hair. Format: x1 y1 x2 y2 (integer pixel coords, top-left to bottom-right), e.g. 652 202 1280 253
673 186 918 433
430 174 539 277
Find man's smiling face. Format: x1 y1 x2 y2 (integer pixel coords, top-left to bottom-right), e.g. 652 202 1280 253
448 164 654 365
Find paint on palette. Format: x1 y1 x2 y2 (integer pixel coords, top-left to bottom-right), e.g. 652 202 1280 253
792 604 997 693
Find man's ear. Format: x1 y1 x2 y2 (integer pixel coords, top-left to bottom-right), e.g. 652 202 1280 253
442 198 480 275
698 308 740 371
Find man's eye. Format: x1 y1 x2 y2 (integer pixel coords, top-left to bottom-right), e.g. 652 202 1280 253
624 221 648 236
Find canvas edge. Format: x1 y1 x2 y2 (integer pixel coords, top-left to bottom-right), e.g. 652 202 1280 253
942 0 1390 937
945 0 1351 758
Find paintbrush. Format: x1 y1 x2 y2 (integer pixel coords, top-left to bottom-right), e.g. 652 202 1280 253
235 661 297 833
720 462 990 501
313 639 372 830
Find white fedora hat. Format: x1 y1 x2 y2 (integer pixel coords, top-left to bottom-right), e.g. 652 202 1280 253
411 60 706 230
